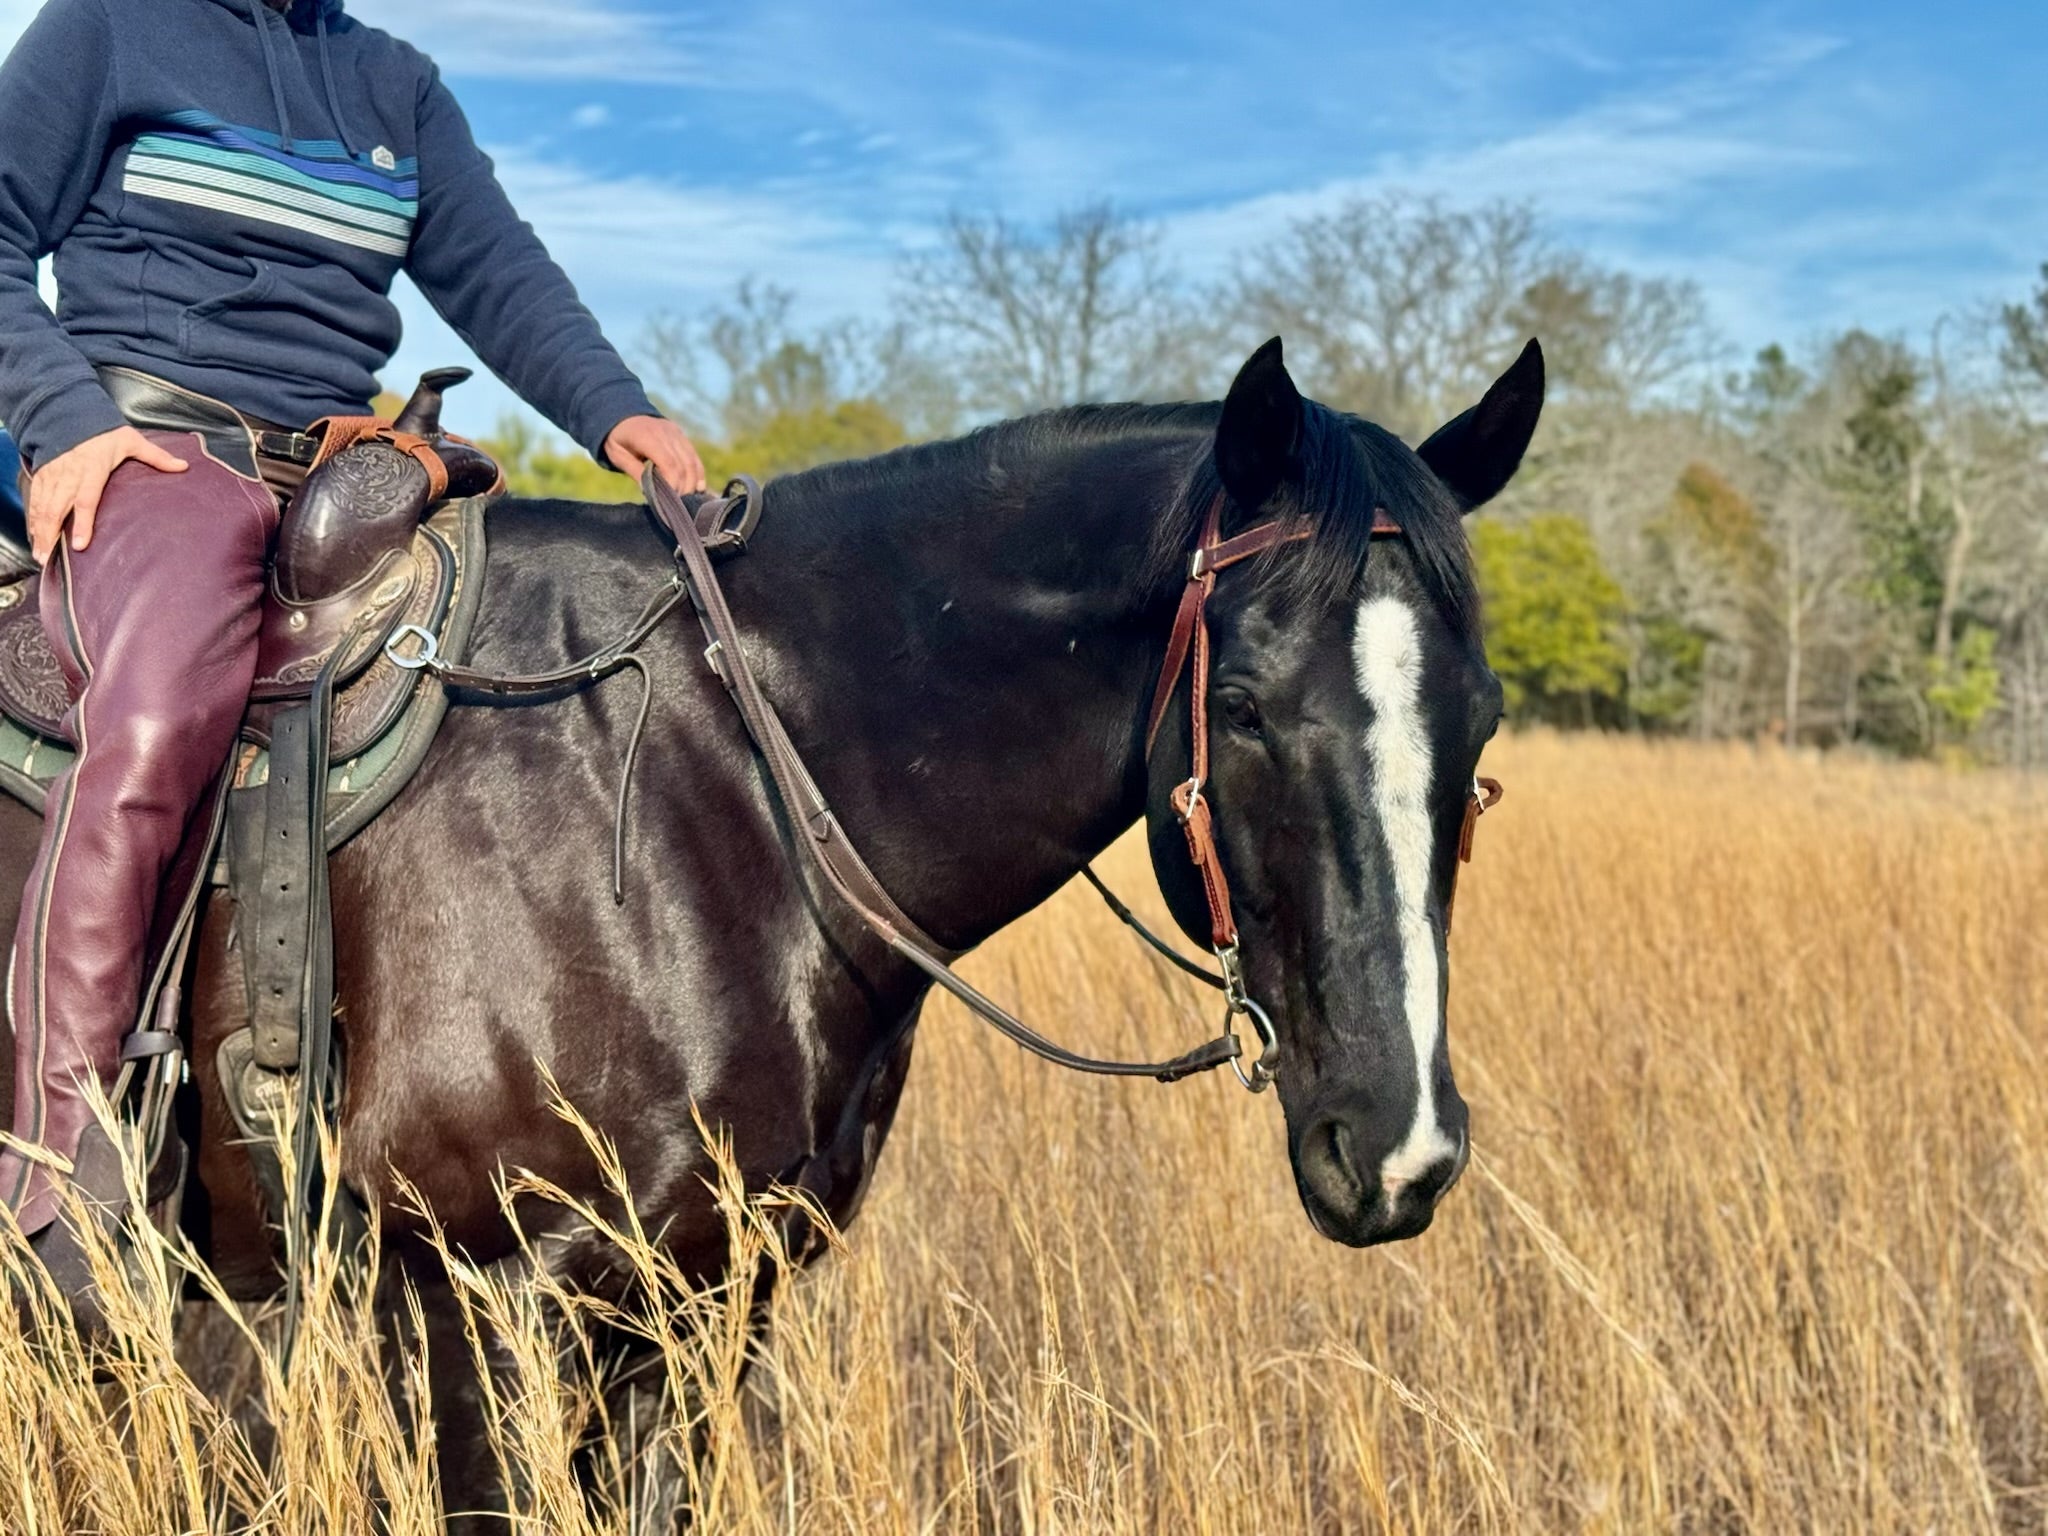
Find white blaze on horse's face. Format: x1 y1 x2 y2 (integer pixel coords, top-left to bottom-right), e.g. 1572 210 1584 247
1351 592 1462 1192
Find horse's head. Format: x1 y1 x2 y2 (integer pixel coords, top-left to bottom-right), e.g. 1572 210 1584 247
1147 337 1543 1247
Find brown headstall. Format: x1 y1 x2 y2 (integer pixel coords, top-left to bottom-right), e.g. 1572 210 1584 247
1138 493 1503 1088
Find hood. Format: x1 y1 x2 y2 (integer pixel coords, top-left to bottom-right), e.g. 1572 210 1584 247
196 0 346 21
195 0 358 155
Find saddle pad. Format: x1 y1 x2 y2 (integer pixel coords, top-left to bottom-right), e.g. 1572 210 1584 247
0 496 487 856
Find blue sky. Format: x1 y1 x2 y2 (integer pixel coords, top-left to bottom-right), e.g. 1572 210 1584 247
7 0 2046 434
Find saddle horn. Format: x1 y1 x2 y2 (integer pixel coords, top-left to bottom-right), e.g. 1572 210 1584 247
275 367 501 604
392 367 472 439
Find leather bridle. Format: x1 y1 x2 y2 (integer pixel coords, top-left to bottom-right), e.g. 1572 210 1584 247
1140 494 1315 1087
396 473 1502 1095
1135 493 1500 1091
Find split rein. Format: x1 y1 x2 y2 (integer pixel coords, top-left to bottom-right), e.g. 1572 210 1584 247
386 475 1502 1095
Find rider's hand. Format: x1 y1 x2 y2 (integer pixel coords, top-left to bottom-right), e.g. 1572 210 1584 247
604 414 707 495
26 426 189 563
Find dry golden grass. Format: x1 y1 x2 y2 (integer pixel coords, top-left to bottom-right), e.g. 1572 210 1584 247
3 728 2045 1532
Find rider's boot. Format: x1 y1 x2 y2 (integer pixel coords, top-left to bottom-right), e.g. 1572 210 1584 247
14 1120 130 1337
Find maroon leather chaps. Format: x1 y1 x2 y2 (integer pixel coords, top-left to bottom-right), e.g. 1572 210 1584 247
0 432 279 1233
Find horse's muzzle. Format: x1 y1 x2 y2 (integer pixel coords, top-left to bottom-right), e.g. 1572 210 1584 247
1292 1107 1470 1247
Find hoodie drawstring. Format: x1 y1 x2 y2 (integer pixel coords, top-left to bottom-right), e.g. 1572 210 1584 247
247 0 295 151
314 8 361 160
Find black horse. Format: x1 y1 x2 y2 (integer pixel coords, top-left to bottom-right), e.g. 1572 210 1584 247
0 336 1541 1518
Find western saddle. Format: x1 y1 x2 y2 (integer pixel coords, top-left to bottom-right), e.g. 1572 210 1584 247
0 370 506 1294
0 368 499 833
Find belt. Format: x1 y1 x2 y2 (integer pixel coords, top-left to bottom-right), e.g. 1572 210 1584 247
94 366 319 480
255 429 320 467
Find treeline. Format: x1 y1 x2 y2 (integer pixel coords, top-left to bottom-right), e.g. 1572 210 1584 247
487 197 2048 768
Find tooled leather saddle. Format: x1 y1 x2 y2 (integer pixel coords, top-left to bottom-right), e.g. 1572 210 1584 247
0 368 501 838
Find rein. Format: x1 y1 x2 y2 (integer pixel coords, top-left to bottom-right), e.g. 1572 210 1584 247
645 471 1245 1083
387 473 1501 1093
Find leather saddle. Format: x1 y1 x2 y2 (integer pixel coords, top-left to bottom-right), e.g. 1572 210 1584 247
0 369 501 848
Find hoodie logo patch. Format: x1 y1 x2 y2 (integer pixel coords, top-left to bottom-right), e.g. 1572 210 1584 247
372 146 397 172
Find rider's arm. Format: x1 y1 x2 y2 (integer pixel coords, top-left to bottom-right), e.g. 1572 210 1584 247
404 64 659 466
0 0 128 469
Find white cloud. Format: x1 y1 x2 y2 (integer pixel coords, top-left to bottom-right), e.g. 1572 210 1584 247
570 103 611 129
382 145 902 438
347 0 706 83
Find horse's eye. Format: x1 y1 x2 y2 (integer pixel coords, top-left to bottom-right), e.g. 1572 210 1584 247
1220 689 1264 738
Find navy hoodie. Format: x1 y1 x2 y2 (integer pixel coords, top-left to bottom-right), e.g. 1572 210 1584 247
0 0 658 467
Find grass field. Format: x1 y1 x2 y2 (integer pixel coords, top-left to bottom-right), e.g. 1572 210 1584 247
4 729 2045 1532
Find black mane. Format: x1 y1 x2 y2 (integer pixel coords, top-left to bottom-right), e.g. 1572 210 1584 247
767 396 1480 636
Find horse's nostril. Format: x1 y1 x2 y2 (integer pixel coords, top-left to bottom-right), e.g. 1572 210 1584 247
1301 1116 1366 1214
1389 1148 1466 1210
1326 1119 1362 1197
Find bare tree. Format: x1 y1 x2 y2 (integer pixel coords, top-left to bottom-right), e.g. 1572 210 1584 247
1512 261 1719 403
895 204 1196 416
1227 195 1545 440
641 279 960 443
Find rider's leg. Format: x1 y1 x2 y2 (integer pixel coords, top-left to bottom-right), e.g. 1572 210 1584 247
0 430 277 1236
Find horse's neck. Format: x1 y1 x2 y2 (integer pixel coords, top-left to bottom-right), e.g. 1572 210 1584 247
727 424 1202 950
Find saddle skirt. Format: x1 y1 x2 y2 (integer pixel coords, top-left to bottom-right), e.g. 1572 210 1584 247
0 493 489 854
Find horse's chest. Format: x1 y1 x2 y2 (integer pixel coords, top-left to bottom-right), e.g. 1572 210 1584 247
779 1005 922 1248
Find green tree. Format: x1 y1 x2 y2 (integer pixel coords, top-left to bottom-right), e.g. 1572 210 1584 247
1471 513 1630 725
701 399 906 486
476 415 635 502
1924 624 2001 743
1636 462 1772 733
2000 261 2048 390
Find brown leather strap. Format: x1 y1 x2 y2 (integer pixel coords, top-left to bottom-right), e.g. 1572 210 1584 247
1144 501 1313 753
1145 562 1212 753
306 415 386 468
652 477 944 957
304 418 455 501
1144 496 1318 951
647 469 1246 1084
1446 776 1502 933
1142 496 1413 967
390 433 450 503
1171 777 1238 949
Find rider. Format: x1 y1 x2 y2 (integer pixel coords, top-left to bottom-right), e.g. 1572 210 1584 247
0 0 708 1287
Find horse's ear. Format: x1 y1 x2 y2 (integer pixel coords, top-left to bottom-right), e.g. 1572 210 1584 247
1215 338 1303 514
1416 338 1545 514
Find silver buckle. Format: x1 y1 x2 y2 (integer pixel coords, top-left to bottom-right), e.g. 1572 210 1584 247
385 624 441 672
1215 942 1278 1092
